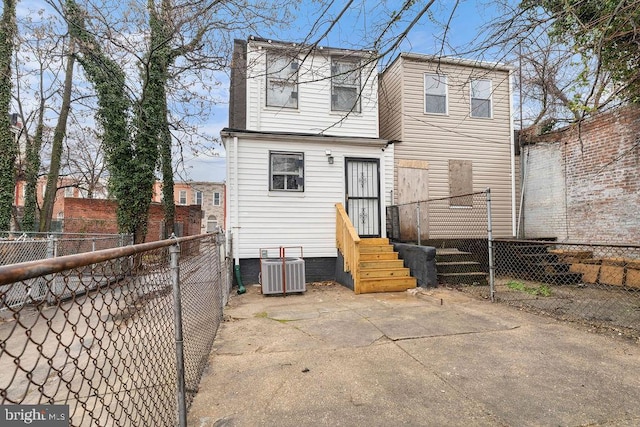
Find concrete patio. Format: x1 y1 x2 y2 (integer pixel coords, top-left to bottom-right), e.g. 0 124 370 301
188 283 640 426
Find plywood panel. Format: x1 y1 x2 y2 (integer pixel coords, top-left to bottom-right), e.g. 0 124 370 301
398 166 429 241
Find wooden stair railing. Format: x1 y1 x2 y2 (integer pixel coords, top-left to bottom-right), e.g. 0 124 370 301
336 203 361 293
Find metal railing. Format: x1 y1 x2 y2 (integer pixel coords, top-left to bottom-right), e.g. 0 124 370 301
1 232 133 309
0 233 229 426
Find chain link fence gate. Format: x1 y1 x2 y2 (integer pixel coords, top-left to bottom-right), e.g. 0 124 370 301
0 233 230 426
387 190 493 290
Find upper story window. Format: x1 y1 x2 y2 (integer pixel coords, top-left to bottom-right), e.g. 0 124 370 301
270 151 304 192
331 58 361 112
194 191 203 205
178 190 187 205
424 73 447 114
213 192 221 206
64 187 74 197
471 79 492 118
266 52 298 109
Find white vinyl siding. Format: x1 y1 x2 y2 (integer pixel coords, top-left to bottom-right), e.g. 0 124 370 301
424 73 447 114
471 79 492 118
379 55 513 238
245 42 379 137
224 135 394 259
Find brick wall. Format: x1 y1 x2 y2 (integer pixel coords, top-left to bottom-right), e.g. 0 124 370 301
64 199 203 241
522 105 640 244
521 142 568 239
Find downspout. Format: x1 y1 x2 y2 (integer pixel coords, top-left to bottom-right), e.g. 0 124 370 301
508 68 517 237
232 135 245 294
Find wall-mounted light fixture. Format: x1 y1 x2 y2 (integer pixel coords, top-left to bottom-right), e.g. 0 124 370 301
325 149 334 164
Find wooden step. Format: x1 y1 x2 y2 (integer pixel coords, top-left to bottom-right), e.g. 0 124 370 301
359 267 410 279
358 276 417 294
360 238 390 246
359 252 399 261
360 245 394 253
359 259 405 269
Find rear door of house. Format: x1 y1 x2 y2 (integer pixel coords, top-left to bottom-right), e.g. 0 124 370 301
345 158 381 237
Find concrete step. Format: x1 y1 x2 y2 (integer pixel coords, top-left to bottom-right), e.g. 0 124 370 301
437 272 488 286
359 267 411 279
436 261 482 274
358 276 417 294
436 249 476 263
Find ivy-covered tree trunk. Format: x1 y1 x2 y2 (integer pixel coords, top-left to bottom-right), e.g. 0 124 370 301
160 112 175 238
0 0 17 230
22 104 45 232
39 39 75 232
67 0 138 239
152 0 175 238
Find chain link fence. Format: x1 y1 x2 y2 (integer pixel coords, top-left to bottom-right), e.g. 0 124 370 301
1 232 133 308
0 233 230 426
387 191 640 339
488 240 640 338
387 191 491 286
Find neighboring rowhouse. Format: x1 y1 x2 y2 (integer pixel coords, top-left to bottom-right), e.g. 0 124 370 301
222 37 394 283
378 53 516 241
520 105 640 244
153 181 225 233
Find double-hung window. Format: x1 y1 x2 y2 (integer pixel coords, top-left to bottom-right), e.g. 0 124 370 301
270 151 304 192
178 190 187 205
331 58 361 112
266 52 298 108
471 79 492 118
424 73 447 114
213 192 221 206
194 191 203 205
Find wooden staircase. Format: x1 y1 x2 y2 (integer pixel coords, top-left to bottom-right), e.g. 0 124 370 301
336 203 416 294
358 238 417 294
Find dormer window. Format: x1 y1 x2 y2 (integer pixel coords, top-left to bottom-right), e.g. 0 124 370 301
266 52 298 109
331 58 361 112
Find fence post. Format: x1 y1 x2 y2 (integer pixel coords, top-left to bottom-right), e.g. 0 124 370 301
46 235 56 304
486 189 495 302
170 239 187 427
416 202 421 246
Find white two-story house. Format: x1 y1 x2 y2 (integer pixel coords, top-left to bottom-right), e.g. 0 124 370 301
222 37 395 284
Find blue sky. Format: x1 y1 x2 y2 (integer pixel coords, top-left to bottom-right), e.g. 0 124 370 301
184 0 508 183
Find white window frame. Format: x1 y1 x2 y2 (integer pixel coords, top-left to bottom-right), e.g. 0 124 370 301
266 51 298 109
178 190 187 205
64 187 74 197
269 151 304 192
424 73 448 115
213 192 221 206
206 215 218 233
331 57 361 112
194 190 203 205
470 79 492 118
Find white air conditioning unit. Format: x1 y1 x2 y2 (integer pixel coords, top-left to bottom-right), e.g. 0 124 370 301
260 257 306 295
